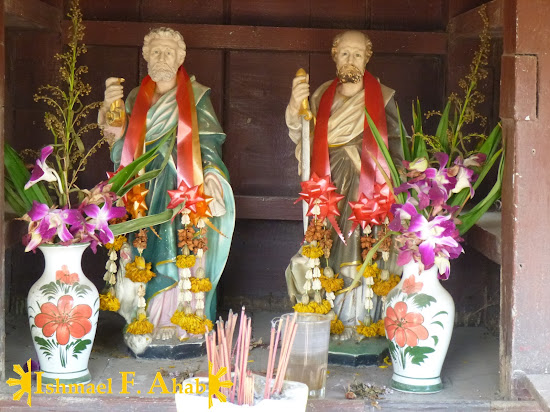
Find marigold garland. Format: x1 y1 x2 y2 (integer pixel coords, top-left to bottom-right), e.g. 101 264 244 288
190 277 212 293
99 292 120 312
171 311 213 335
105 235 127 251
362 262 381 278
356 319 386 338
372 274 400 296
176 254 197 269
331 318 345 335
301 245 324 259
126 313 154 335
125 256 155 283
293 299 331 315
320 273 344 293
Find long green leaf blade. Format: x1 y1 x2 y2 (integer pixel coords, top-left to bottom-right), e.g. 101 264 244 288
435 101 451 154
109 206 182 237
396 104 411 162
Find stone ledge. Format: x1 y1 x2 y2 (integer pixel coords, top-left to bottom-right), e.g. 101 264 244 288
525 374 550 412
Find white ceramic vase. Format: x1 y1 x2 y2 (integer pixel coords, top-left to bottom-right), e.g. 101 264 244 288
383 261 455 393
27 243 99 385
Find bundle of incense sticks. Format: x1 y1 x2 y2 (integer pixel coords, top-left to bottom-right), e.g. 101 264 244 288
264 312 298 398
204 308 298 406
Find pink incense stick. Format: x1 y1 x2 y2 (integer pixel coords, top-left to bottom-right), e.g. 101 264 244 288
231 307 246 403
275 320 298 394
263 326 276 399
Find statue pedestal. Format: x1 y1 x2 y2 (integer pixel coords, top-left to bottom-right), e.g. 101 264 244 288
129 337 206 360
328 337 388 366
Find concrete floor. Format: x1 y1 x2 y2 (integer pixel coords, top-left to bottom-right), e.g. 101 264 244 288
0 311 541 411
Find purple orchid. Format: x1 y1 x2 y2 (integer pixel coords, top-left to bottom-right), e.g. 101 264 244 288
24 146 60 190
24 202 81 251
389 197 419 232
82 199 126 245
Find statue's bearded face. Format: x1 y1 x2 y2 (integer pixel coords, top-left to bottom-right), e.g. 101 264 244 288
146 38 180 82
334 33 369 84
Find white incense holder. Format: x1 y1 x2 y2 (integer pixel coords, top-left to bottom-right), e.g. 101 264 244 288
175 374 308 411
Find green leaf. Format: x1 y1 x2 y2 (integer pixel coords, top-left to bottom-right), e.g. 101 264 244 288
431 321 444 329
432 336 439 346
412 293 436 309
457 146 504 235
365 110 406 203
109 205 182 237
435 101 451 154
404 346 435 366
117 169 161 197
71 339 91 358
433 311 448 318
396 104 411 162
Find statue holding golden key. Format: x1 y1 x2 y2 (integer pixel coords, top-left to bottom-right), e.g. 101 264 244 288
285 30 403 342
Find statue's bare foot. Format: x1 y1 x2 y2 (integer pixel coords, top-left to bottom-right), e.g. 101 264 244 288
154 326 176 340
338 326 354 341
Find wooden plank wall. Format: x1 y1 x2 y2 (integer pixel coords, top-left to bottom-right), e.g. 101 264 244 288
4 0 496 312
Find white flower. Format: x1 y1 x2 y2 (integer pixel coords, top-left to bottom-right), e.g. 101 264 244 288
195 267 205 279
137 284 146 297
313 267 321 278
305 269 313 280
312 279 322 290
304 280 312 291
197 219 206 228
365 276 374 286
103 271 111 282
181 212 191 226
196 299 205 310
183 291 193 302
311 204 321 216
363 225 372 235
109 273 116 285
326 291 335 301
364 298 373 310
195 292 205 300
380 269 390 281
196 248 204 259
180 267 192 279
138 297 146 309
109 249 118 260
183 279 191 290
365 288 374 298
382 251 390 262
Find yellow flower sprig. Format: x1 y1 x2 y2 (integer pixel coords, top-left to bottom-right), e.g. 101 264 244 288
320 273 344 293
356 319 385 338
125 256 155 283
190 277 212 293
176 254 197 269
171 311 213 335
99 292 120 312
126 313 154 335
301 245 324 259
372 274 400 297
105 235 127 251
362 262 381 278
331 318 345 335
293 300 331 315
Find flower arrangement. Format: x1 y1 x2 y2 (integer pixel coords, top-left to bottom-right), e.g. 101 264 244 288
4 0 179 254
357 7 503 282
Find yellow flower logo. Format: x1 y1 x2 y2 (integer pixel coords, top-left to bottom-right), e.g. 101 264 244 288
6 359 33 407
208 361 233 408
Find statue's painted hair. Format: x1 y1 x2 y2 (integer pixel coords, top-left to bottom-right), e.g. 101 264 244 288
143 27 186 64
331 31 373 65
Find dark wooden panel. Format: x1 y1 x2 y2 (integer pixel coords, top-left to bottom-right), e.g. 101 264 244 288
140 0 224 24
448 0 503 38
225 51 307 197
220 220 303 299
0 0 5 381
137 49 225 126
310 0 366 29
11 32 61 109
448 0 494 19
235 195 302 220
75 0 140 21
370 0 446 31
230 0 309 27
76 21 448 55
5 0 61 31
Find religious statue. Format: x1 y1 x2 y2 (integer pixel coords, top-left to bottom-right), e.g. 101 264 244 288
285 31 402 340
98 27 235 355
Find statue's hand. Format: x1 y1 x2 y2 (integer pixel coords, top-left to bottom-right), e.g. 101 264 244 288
289 73 309 117
204 173 226 217
103 77 124 109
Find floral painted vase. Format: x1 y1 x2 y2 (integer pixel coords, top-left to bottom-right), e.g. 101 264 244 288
27 243 99 385
383 261 455 393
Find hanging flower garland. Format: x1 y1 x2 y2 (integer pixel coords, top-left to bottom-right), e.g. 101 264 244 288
99 235 127 312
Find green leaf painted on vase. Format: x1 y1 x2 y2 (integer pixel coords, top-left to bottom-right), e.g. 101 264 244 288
431 321 444 329
35 336 56 360
71 339 91 359
433 311 448 318
404 346 435 366
432 336 439 346
412 293 436 309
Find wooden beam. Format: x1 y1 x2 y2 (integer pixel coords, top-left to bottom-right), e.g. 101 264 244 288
5 0 61 31
448 0 503 38
0 0 6 381
73 21 448 55
464 211 501 265
235 195 301 221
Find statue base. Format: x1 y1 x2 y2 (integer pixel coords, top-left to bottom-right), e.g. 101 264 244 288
328 337 388 366
128 337 206 360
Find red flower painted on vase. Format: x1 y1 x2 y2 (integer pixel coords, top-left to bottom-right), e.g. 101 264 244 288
56 265 79 285
34 295 92 345
402 275 423 294
385 301 429 347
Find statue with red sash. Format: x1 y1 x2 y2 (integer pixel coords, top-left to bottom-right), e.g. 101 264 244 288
99 28 235 354
285 31 402 340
